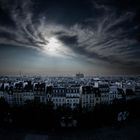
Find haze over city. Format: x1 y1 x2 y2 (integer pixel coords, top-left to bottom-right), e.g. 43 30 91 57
0 0 140 75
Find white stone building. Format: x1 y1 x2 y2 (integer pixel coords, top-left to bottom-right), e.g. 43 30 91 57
66 87 80 109
80 86 98 109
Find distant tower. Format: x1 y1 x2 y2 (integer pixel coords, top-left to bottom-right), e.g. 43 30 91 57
76 73 84 78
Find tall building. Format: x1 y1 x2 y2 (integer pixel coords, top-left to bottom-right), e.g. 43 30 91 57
76 73 84 78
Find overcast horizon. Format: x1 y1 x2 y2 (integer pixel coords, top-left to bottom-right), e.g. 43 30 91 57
0 0 140 75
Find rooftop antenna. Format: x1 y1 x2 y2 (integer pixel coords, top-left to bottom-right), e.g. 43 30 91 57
19 70 22 79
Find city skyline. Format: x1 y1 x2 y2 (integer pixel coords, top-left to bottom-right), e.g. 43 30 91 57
0 0 140 75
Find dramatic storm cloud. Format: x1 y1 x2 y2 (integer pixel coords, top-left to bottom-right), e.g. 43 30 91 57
0 0 140 75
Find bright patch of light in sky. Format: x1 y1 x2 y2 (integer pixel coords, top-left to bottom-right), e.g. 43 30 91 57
43 37 62 56
43 36 74 58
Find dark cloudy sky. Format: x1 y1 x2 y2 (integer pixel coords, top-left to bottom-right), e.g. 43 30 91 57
0 0 140 75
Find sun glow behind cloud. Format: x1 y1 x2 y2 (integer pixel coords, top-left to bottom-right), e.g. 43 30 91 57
42 36 75 59
44 37 59 55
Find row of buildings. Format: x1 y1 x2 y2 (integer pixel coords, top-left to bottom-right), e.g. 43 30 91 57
0 77 139 109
